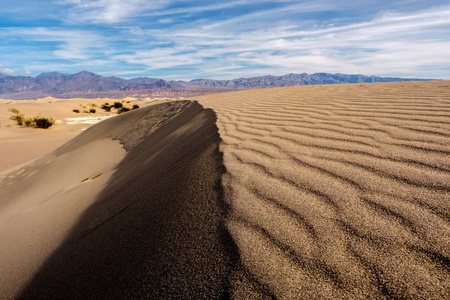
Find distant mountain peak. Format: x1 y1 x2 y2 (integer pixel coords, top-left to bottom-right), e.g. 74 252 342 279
0 71 432 100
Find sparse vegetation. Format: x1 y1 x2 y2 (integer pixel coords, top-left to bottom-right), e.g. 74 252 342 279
34 116 54 129
9 108 25 125
8 108 21 114
13 114 25 125
117 106 131 114
99 101 139 114
101 102 111 111
89 108 96 113
24 118 34 127
113 101 123 109
73 109 80 113
9 107 54 129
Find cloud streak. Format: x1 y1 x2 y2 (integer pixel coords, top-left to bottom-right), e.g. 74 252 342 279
1 1 449 79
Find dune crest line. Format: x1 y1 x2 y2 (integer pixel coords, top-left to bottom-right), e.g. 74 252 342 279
197 81 450 299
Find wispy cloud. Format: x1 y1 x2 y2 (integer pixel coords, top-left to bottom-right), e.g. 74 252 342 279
1 1 449 79
109 4 450 79
0 68 15 75
1 27 107 60
58 0 171 24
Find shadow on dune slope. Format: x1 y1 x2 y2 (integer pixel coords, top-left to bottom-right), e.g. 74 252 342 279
18 101 239 299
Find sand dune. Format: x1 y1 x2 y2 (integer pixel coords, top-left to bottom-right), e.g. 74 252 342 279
195 81 450 299
1 101 234 299
0 81 449 299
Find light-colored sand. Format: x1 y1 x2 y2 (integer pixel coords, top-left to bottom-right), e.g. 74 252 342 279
0 81 449 299
0 97 172 173
195 80 450 299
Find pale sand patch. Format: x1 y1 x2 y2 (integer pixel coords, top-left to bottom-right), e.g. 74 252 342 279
0 138 125 298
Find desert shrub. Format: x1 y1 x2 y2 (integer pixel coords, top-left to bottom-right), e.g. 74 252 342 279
24 118 35 127
113 101 123 109
13 114 25 125
34 116 54 129
101 103 111 111
90 103 97 107
8 108 21 114
132 104 140 110
90 108 96 113
73 109 80 113
117 106 131 114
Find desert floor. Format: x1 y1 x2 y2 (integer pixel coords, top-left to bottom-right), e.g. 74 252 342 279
0 81 449 299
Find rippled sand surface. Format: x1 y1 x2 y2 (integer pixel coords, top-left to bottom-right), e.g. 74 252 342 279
197 81 450 299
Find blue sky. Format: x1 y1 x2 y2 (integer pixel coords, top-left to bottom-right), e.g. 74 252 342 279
1 0 449 80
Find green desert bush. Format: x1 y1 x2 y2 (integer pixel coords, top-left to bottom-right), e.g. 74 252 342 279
8 107 21 114
24 118 34 127
9 108 25 125
132 104 140 110
89 108 96 113
34 116 54 129
113 101 123 109
13 114 25 125
9 108 55 129
101 102 111 111
73 109 80 113
117 106 131 114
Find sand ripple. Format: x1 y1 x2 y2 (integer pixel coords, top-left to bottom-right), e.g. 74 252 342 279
197 81 450 299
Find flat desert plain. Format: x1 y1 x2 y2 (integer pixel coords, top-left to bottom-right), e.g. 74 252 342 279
0 81 449 299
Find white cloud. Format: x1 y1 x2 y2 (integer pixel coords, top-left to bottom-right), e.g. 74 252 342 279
1 27 107 61
2 68 15 75
110 4 450 79
3 1 450 79
0 64 5 68
59 0 171 24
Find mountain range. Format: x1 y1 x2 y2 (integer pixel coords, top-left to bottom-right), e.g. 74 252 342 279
0 71 431 99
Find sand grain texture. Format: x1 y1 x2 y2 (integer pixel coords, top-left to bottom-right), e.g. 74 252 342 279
196 81 450 299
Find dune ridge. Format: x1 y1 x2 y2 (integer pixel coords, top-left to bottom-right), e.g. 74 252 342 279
1 100 238 299
196 81 450 299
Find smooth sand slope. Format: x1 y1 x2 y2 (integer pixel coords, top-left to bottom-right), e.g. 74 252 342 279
0 81 449 299
195 81 450 299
